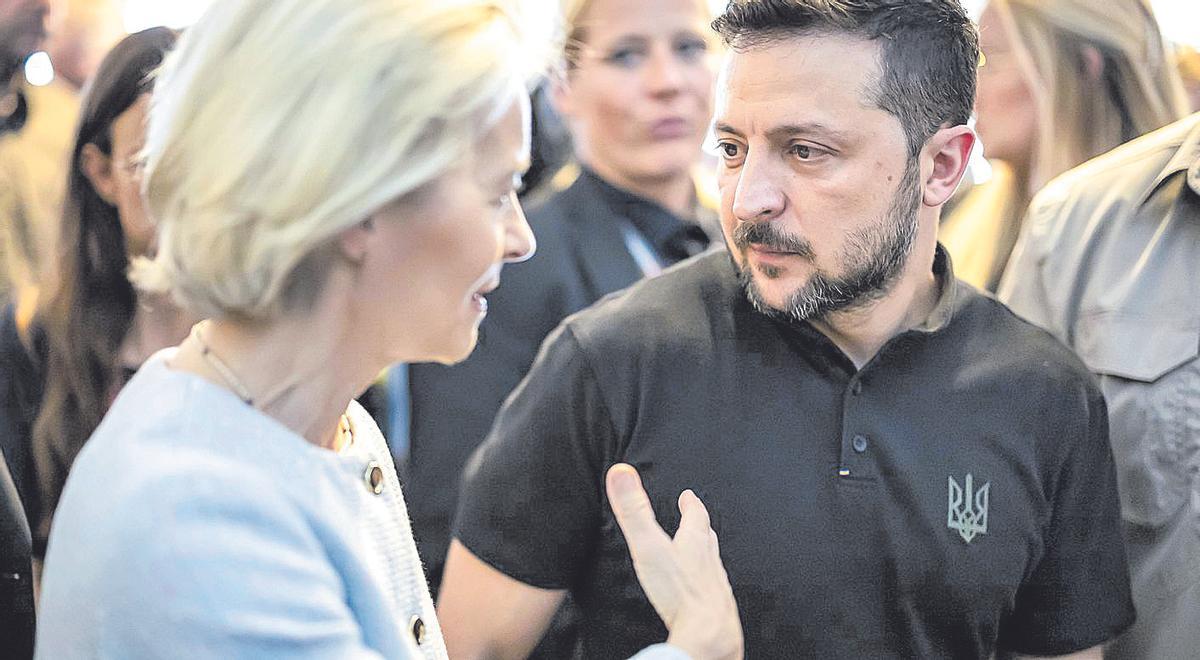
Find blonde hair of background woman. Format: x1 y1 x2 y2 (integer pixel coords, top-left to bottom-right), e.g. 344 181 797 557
995 0 1189 190
559 0 716 67
134 0 557 320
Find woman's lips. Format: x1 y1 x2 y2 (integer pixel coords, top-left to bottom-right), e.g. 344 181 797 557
649 117 691 140
471 293 489 315
471 279 499 315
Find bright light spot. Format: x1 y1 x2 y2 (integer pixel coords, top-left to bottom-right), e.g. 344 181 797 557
24 52 55 87
966 116 993 185
122 0 215 33
1152 0 1200 48
962 0 985 19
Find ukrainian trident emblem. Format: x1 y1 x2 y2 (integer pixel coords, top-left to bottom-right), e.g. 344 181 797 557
947 473 990 543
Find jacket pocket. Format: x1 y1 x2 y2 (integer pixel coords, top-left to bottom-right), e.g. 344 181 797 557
1074 311 1198 382
1073 310 1199 530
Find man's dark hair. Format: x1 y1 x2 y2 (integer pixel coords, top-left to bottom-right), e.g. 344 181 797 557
712 0 979 155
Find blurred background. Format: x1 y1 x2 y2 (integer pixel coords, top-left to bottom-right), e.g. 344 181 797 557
127 0 1200 43
23 0 1200 87
8 0 1200 294
114 0 1200 44
73 0 1200 43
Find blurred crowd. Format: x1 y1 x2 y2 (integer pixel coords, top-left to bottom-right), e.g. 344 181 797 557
1 0 1199 658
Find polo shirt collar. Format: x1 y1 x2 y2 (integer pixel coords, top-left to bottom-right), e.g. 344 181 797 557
757 243 963 370
577 166 711 261
912 244 961 334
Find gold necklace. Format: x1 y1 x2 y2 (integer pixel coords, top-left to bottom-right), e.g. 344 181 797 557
335 413 354 452
192 321 255 406
191 321 354 451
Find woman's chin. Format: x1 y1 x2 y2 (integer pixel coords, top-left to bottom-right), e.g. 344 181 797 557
425 332 479 366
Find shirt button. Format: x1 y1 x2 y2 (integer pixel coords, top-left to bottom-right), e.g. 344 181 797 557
364 461 385 494
852 435 869 453
850 381 863 396
410 615 426 645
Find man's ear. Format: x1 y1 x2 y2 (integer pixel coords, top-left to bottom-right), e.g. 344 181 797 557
921 125 976 207
79 143 118 205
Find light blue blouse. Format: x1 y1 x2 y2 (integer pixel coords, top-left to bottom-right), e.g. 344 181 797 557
35 350 690 659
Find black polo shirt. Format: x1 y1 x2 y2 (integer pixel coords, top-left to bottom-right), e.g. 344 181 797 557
455 248 1134 659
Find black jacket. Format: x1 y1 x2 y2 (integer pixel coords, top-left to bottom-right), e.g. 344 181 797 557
0 305 36 659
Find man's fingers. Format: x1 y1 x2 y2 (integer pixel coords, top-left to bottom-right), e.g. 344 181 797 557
676 488 714 546
607 464 671 554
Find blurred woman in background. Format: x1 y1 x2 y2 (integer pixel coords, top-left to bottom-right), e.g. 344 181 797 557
942 0 1189 291
1176 44 1200 111
0 27 187 563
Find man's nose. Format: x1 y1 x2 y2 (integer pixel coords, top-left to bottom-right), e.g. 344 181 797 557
731 153 786 223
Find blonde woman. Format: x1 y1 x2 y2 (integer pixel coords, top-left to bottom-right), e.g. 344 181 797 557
941 0 1190 291
33 0 742 658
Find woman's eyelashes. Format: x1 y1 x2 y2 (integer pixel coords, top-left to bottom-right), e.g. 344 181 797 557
601 33 708 68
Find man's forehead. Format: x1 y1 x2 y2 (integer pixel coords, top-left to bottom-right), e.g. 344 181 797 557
721 33 880 93
714 33 882 130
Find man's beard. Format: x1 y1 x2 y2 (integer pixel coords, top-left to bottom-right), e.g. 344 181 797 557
733 157 922 323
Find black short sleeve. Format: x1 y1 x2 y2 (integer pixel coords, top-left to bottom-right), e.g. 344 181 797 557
452 323 613 590
996 384 1136 654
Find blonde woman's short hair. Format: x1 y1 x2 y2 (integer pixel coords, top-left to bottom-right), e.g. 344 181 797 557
135 0 556 320
563 0 592 31
560 0 715 67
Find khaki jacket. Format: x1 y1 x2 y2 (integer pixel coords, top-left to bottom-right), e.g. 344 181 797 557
999 113 1200 660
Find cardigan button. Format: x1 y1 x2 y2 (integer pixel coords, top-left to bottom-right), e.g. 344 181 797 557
410 615 426 645
364 461 385 495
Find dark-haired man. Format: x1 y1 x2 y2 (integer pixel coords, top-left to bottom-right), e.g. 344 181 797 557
439 1 1134 658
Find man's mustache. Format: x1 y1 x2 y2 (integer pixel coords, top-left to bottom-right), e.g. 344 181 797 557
732 221 815 259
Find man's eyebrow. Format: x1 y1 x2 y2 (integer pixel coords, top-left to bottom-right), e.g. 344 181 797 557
766 123 852 143
714 121 852 143
713 122 743 137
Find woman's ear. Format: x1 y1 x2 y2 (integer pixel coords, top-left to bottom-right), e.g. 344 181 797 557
79 143 118 205
337 217 375 265
921 125 977 208
550 74 576 119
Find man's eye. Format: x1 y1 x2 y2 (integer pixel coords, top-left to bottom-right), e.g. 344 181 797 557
720 143 740 158
790 144 819 160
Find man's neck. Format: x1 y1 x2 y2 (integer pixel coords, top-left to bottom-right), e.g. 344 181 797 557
809 237 941 369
